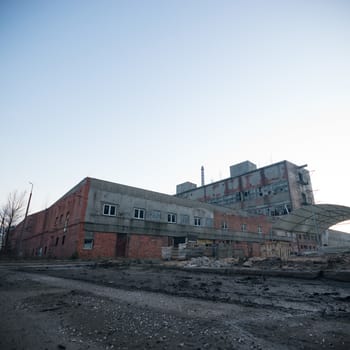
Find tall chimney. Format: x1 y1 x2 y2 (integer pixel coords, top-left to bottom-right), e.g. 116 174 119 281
201 166 205 186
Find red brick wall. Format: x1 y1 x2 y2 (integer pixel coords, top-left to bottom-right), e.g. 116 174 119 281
128 234 168 259
9 178 90 258
214 211 271 235
78 232 117 259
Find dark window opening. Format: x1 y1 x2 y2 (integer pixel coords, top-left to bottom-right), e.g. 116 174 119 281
103 204 117 216
167 213 176 223
302 193 308 205
83 239 93 250
134 208 145 219
173 237 186 247
194 217 201 226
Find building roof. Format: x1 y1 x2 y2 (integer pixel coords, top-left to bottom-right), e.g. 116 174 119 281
272 204 350 234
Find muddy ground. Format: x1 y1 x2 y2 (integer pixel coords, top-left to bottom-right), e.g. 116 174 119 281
0 259 350 350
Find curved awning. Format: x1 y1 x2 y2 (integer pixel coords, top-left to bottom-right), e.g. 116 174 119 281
272 204 350 234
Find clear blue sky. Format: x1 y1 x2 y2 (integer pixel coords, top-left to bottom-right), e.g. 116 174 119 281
1 0 350 230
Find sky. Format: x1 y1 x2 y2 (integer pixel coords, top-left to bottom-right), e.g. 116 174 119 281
1 0 350 231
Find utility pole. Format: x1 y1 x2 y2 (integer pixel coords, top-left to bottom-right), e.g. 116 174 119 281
18 182 33 257
0 216 4 250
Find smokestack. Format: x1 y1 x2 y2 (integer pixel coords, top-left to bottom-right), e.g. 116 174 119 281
201 166 205 186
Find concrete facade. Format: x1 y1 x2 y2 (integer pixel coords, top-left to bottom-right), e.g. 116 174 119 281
9 177 287 260
176 160 314 217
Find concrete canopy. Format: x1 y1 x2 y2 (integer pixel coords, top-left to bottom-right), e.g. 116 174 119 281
272 204 350 234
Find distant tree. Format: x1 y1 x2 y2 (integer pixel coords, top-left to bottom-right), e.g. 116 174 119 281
1 190 26 251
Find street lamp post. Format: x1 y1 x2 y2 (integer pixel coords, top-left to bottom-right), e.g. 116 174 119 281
18 182 33 257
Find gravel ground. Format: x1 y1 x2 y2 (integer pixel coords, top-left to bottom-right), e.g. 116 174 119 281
0 261 349 350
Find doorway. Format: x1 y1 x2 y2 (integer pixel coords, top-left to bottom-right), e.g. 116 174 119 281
116 234 127 257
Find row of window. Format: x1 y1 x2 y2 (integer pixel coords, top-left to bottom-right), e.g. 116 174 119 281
221 222 263 233
54 211 70 232
298 233 316 241
300 245 316 250
31 235 66 256
187 182 290 206
103 204 263 233
247 204 292 217
102 204 208 226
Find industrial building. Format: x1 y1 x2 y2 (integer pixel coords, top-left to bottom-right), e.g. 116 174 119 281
9 177 274 260
176 160 314 217
7 160 350 260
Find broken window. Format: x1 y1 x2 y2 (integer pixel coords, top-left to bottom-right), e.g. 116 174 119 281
83 231 94 249
83 239 93 250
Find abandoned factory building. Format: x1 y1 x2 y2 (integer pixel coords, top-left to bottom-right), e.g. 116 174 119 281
176 160 314 217
8 160 350 260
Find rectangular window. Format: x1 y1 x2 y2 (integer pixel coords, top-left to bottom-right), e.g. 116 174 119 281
167 213 177 223
150 210 161 221
84 231 94 249
257 225 263 233
64 212 70 232
62 235 66 245
222 221 228 230
134 208 145 219
241 223 247 232
180 214 190 225
103 204 117 216
83 239 93 250
205 218 213 227
194 217 201 226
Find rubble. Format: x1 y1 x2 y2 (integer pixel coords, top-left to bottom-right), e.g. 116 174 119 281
1 260 350 350
183 257 239 268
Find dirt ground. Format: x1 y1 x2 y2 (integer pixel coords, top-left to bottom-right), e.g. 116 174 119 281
0 258 350 350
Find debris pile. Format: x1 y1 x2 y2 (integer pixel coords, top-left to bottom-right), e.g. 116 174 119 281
184 257 238 268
